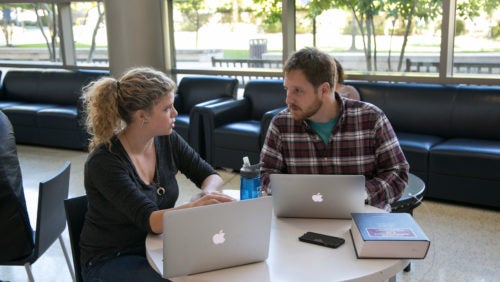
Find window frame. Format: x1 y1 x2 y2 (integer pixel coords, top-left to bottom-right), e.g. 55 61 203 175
0 0 108 71
167 0 499 86
0 0 498 85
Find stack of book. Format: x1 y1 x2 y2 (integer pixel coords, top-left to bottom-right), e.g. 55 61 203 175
350 213 430 259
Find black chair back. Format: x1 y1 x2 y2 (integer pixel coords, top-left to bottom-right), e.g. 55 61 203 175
176 76 238 114
34 161 71 258
0 161 73 282
243 80 286 120
64 195 88 282
174 76 239 153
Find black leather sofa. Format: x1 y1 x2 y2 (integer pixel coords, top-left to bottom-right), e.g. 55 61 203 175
348 81 500 209
0 69 108 150
195 78 499 208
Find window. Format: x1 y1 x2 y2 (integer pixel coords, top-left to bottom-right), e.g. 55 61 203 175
0 1 108 69
71 1 108 67
296 1 445 75
0 3 63 66
1 1 498 85
170 0 284 84
169 0 500 85
453 0 500 77
172 0 283 68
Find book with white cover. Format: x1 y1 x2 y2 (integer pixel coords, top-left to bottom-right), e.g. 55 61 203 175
162 196 272 278
350 212 430 259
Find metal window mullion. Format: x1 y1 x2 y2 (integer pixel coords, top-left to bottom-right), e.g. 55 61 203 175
282 0 295 65
439 0 456 79
57 2 76 66
163 0 176 80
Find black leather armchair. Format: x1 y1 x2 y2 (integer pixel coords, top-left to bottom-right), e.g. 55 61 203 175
197 79 286 170
173 76 238 156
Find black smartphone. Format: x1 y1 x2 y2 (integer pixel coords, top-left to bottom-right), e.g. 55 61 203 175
298 231 345 248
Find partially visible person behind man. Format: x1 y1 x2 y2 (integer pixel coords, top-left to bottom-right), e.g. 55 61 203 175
334 58 361 100
260 47 409 209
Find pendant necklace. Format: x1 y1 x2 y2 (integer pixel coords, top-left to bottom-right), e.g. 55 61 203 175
123 132 165 196
154 162 166 196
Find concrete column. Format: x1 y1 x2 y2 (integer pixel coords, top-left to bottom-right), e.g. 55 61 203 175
104 0 166 77
58 3 76 65
282 0 296 63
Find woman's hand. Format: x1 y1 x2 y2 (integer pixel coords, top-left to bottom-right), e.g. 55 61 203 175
150 172 232 234
190 191 237 207
150 191 237 234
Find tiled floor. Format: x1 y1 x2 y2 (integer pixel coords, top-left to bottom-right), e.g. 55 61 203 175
1 145 499 282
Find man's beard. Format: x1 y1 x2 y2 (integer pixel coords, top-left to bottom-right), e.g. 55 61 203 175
288 96 322 121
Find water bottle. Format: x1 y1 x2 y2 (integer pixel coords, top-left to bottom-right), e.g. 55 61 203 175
240 156 262 200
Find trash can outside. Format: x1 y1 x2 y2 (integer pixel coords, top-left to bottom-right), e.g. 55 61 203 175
249 39 268 59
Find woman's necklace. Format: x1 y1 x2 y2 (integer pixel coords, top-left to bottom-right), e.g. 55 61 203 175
122 132 165 196
154 162 166 196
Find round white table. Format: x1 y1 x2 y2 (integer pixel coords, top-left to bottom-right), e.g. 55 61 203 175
146 204 408 281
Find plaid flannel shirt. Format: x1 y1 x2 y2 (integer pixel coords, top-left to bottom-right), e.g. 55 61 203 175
260 95 409 208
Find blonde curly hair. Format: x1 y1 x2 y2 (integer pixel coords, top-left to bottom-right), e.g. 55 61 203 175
82 67 176 151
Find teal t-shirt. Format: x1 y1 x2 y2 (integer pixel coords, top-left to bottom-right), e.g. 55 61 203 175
308 118 337 145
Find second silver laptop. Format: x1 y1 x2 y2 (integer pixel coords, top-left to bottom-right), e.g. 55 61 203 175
270 174 366 219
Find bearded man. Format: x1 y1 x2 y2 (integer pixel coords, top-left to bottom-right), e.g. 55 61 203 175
260 47 409 210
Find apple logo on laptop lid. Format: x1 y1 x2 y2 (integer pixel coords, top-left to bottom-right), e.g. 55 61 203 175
212 230 226 245
312 192 324 203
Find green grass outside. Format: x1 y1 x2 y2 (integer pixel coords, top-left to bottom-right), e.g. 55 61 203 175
1 43 105 48
223 49 249 59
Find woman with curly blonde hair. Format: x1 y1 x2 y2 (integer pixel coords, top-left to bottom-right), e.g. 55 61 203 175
80 67 234 282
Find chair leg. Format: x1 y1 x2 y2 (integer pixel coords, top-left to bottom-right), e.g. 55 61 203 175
24 262 35 282
404 261 411 272
59 235 76 281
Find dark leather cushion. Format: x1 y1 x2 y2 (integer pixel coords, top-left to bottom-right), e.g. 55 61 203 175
36 106 79 130
2 104 57 126
176 76 238 114
451 86 500 140
174 114 190 141
350 81 500 141
0 101 22 110
429 138 500 180
214 121 261 152
397 132 444 174
2 70 105 105
243 80 286 121
427 173 500 207
0 111 34 261
350 81 457 138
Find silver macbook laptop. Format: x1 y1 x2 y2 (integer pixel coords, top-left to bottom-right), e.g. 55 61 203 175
270 174 366 219
162 196 273 278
